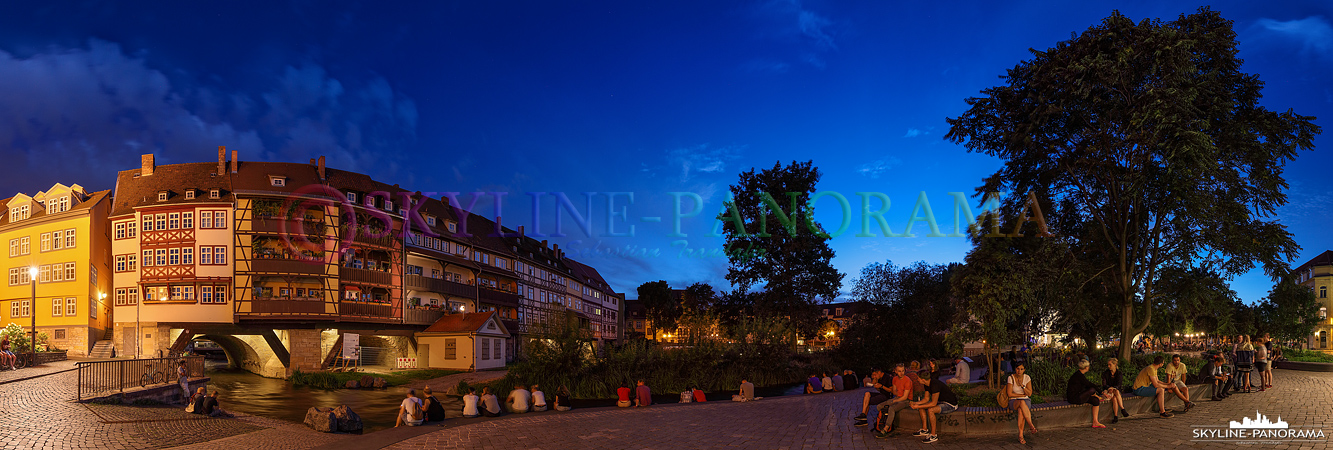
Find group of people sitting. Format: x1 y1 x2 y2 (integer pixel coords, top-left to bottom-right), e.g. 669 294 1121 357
804 369 861 393
852 362 959 444
397 384 572 427
185 387 231 417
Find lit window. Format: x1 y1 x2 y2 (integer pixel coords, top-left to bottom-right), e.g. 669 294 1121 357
209 189 220 199
65 298 75 316
182 212 193 228
52 298 62 316
158 192 168 201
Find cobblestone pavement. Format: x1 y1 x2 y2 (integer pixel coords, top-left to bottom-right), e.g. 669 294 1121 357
384 369 1333 450
0 370 321 450
0 359 79 384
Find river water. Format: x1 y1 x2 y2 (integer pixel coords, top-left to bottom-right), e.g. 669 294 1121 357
205 367 806 433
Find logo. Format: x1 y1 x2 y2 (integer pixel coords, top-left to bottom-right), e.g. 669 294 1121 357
1193 411 1326 443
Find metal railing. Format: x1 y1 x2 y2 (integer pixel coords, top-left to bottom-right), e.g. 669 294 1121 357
76 356 205 401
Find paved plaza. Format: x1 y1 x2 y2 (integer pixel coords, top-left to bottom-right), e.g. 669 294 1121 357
1 367 1331 449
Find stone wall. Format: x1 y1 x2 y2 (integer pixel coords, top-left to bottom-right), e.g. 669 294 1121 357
36 326 90 357
286 329 323 376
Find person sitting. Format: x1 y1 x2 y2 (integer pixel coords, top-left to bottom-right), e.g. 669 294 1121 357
947 357 971 385
635 379 653 407
1005 363 1038 444
616 382 632 407
506 384 532 413
680 388 694 403
853 369 887 425
200 392 228 417
1066 360 1106 431
531 384 548 411
831 371 844 392
1163 354 1196 410
821 372 834 392
480 387 503 417
733 378 756 402
843 370 859 391
910 369 959 444
395 389 425 427
423 386 446 421
873 363 914 438
692 386 707 403
1100 358 1129 422
554 385 572 411
189 387 208 414
462 388 481 418
1209 356 1234 400
1000 353 1013 379
1 337 15 370
806 373 824 394
1132 355 1177 418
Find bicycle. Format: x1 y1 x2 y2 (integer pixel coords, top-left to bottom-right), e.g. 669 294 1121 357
11 351 33 370
140 363 166 387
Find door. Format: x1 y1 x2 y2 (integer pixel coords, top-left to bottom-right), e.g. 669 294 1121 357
122 330 136 358
1321 331 1328 349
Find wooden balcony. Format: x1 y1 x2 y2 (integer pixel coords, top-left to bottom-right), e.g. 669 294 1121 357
404 307 447 325
250 258 327 275
405 275 475 298
479 287 521 307
345 229 400 249
339 300 401 322
239 297 335 318
341 267 393 285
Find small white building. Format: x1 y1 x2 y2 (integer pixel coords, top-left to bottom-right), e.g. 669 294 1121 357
415 311 511 371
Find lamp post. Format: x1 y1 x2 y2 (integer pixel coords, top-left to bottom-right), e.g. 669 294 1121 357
29 267 38 359
136 291 143 359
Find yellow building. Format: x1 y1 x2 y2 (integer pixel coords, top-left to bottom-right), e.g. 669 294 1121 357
1295 250 1333 351
1 183 114 356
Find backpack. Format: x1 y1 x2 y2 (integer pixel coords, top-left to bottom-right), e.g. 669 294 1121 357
408 398 423 421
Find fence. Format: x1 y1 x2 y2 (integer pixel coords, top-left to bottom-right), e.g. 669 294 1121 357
76 356 206 401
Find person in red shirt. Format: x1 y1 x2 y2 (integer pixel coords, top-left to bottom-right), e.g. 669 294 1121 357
874 363 915 437
616 382 632 407
692 386 707 402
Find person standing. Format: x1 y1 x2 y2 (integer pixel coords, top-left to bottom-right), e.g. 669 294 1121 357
395 389 424 427
635 379 653 407
462 388 481 418
1254 335 1269 391
176 360 190 404
422 386 446 422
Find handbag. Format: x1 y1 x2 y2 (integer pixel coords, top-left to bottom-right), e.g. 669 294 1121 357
996 374 1011 408
185 400 195 413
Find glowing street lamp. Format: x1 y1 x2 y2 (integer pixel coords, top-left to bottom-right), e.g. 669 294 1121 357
29 267 38 358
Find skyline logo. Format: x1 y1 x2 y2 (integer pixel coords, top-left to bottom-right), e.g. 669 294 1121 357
1194 410 1325 443
1230 411 1289 429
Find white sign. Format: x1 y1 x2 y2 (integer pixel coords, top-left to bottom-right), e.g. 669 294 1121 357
343 333 360 360
1193 411 1327 442
397 357 417 369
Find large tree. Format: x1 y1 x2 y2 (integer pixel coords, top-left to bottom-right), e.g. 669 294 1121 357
718 160 844 336
945 8 1320 360
1259 279 1323 344
637 280 677 339
838 260 955 371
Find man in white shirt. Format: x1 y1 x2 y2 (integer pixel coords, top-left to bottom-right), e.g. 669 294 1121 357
462 388 481 417
395 389 424 427
947 357 971 384
507 384 532 413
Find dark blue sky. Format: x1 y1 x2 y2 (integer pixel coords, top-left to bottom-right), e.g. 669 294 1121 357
2 1 1330 302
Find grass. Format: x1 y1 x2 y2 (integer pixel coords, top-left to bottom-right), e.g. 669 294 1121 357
288 368 464 389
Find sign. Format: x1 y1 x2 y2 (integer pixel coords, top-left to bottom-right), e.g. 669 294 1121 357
343 333 360 360
397 357 417 369
1193 411 1327 443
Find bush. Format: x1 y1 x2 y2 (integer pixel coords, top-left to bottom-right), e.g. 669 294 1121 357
1282 347 1333 363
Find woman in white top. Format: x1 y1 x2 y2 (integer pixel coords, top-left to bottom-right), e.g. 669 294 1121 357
531 384 548 411
1253 335 1269 392
462 388 481 418
1006 363 1038 444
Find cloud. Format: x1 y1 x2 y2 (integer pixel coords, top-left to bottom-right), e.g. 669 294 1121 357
797 10 837 51
652 144 745 183
855 156 902 179
0 39 418 195
904 128 922 138
1250 16 1333 59
751 0 840 70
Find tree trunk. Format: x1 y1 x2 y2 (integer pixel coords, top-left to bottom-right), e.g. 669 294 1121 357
1119 300 1134 361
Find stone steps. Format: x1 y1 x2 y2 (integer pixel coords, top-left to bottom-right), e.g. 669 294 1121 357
89 340 115 359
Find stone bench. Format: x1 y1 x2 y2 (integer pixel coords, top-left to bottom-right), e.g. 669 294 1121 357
882 384 1211 435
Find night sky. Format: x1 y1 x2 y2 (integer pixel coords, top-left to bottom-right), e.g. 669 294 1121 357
1 1 1330 303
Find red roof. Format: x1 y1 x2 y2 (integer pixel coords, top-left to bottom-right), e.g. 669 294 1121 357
421 311 509 335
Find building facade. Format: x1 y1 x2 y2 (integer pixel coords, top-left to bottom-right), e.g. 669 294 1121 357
1295 250 1333 351
2 183 114 356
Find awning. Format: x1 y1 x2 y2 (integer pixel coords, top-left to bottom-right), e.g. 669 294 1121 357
343 286 362 291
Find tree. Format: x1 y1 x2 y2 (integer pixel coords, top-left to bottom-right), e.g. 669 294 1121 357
1259 279 1323 344
637 280 677 340
1148 267 1239 338
837 260 954 372
718 160 845 336
945 8 1320 361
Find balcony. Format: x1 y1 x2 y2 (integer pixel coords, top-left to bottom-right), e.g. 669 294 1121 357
250 258 326 275
240 297 334 318
341 267 393 285
404 307 447 325
345 228 400 249
479 287 521 307
339 300 400 322
405 275 475 298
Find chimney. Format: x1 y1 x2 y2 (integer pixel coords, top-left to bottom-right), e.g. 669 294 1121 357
518 226 525 237
141 154 155 176
541 240 547 248
317 156 326 180
218 146 227 176
230 150 238 173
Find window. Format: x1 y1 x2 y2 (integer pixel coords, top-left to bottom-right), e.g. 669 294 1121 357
158 192 168 201
213 210 226 229
64 262 75 281
40 233 50 252
39 265 50 282
171 286 182 300
10 299 17 317
10 204 30 222
65 297 75 316
116 222 127 239
128 221 136 237
200 247 212 265
50 230 63 250
169 213 180 229
214 286 226 303
202 286 213 303
384 199 393 211
7 239 15 257
447 222 456 233
182 286 194 300
212 246 227 264
182 247 194 265
200 211 212 228
836 308 843 316
115 288 127 306
116 255 127 272
156 214 166 231
65 228 75 248
365 195 375 207
182 212 193 229
169 248 180 265
1322 286 1328 299
444 338 457 360
128 288 138 305
142 250 154 267
142 215 154 232
52 298 63 316
426 215 436 226
156 249 167 266
209 189 220 199
128 255 136 271
185 190 195 200
347 192 357 203
481 338 490 360
19 300 30 317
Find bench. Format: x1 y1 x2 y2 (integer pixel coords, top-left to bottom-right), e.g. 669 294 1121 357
883 384 1211 435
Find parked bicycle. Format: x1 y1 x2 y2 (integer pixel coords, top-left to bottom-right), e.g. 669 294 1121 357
12 351 34 370
140 363 166 387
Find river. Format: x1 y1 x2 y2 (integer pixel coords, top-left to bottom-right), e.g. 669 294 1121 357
205 366 807 433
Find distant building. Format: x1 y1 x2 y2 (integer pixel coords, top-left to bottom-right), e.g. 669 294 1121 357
807 302 865 350
623 299 646 340
1294 251 1333 351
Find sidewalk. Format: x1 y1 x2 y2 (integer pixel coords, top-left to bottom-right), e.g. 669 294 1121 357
0 358 79 385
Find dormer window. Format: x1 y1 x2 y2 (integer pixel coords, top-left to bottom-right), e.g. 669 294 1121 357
447 222 457 233
425 215 436 226
365 195 374 207
157 192 168 202
268 176 286 187
185 190 195 200
347 192 357 203
9 204 30 222
385 199 394 211
209 189 220 199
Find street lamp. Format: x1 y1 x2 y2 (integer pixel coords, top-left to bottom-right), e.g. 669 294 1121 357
28 267 38 359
